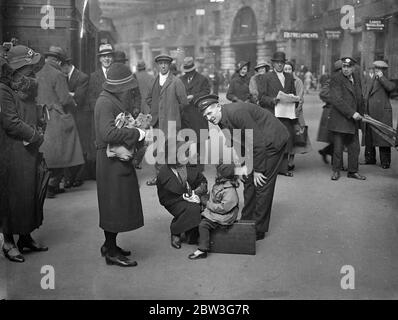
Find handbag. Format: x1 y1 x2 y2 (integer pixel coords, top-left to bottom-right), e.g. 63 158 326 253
293 125 308 147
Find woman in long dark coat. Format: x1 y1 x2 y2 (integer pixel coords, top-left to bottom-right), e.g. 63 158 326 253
226 61 252 103
157 141 208 249
1 45 47 263
95 63 145 267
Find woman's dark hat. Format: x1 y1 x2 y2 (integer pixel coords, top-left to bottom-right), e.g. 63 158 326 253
8 45 41 70
136 60 146 71
154 54 173 63
271 51 287 63
236 60 250 72
113 51 128 63
44 46 69 62
194 94 219 113
103 63 138 93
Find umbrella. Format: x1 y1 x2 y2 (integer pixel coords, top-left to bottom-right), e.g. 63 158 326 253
36 153 50 215
362 114 397 147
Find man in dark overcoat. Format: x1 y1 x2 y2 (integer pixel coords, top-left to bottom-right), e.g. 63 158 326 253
37 46 84 198
146 54 188 186
257 51 297 176
363 60 396 169
95 63 146 267
87 44 115 179
196 94 289 240
328 57 366 181
180 57 211 172
61 56 90 187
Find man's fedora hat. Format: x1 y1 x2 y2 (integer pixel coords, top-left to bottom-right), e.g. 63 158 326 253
114 51 128 63
103 62 138 93
154 54 173 63
373 60 389 69
235 60 250 72
254 61 270 71
271 51 287 63
44 46 68 62
194 94 219 113
182 57 196 73
341 57 357 66
7 45 41 70
98 43 114 56
136 60 146 71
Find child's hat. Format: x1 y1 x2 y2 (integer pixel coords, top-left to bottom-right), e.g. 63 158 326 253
216 163 236 179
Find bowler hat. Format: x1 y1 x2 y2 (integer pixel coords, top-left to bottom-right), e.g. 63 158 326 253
236 60 250 72
8 45 41 70
194 94 219 113
216 163 236 179
136 60 146 71
154 54 173 63
44 46 69 62
373 60 389 69
102 63 138 93
182 57 196 73
254 61 270 71
271 51 287 63
114 51 128 63
341 57 357 66
97 43 114 56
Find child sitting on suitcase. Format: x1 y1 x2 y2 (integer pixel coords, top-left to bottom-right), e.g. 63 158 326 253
188 163 239 260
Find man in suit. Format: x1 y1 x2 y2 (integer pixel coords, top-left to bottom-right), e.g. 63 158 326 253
196 94 289 240
328 57 366 181
146 54 188 186
87 44 114 179
180 57 211 172
257 51 297 176
61 56 89 188
363 60 396 169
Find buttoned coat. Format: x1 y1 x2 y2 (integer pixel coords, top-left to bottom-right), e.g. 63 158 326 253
94 90 144 233
37 61 84 168
147 73 188 139
88 68 106 112
327 71 365 134
226 73 251 102
219 102 289 173
364 75 396 146
0 82 44 234
180 71 211 140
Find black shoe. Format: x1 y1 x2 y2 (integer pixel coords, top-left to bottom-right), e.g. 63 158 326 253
360 161 376 165
188 251 207 260
256 232 266 241
288 165 295 171
318 150 329 164
46 191 56 198
72 180 84 187
100 245 131 257
331 171 340 181
105 253 137 267
2 246 25 263
381 164 390 169
64 180 73 189
171 235 181 249
17 239 48 253
279 171 293 177
347 172 366 180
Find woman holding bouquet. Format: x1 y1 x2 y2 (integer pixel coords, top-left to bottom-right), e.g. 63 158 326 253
94 63 146 267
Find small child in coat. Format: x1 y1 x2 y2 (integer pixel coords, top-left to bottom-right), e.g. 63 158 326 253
188 163 239 260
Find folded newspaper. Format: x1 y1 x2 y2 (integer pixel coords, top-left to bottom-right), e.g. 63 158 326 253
274 91 300 119
362 114 397 147
107 112 152 161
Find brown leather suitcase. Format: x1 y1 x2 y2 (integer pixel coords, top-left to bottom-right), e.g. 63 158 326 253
209 220 256 255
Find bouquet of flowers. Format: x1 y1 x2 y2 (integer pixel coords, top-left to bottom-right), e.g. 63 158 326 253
106 112 152 161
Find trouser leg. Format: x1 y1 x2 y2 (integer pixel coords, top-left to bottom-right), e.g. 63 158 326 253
198 218 218 252
379 147 391 166
322 143 334 156
48 168 64 188
346 131 360 173
241 175 256 221
332 132 344 172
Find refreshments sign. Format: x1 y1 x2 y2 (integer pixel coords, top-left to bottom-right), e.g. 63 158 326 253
365 18 385 31
282 31 319 39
